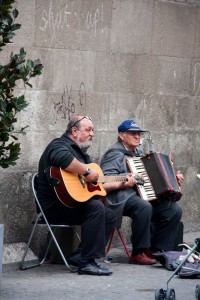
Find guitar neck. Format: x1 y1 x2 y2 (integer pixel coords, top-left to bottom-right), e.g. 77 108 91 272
98 175 127 183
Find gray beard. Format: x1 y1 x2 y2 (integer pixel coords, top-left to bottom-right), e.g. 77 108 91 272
77 140 92 152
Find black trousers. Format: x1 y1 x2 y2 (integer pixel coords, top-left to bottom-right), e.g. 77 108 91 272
151 199 183 251
45 199 116 259
123 196 182 253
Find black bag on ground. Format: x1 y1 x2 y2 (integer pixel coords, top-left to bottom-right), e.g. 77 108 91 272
153 251 184 271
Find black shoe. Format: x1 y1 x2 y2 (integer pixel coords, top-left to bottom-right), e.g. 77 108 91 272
78 262 113 276
68 253 92 268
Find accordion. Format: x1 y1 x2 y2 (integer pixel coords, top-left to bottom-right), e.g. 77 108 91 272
126 152 183 202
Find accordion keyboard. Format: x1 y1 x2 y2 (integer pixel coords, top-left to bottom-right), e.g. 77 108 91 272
126 157 157 201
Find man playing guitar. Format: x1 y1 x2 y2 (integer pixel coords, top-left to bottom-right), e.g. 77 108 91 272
37 115 116 276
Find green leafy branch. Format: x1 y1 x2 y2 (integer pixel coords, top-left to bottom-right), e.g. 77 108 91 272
0 0 43 168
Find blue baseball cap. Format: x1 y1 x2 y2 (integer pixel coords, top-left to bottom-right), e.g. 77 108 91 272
118 120 146 133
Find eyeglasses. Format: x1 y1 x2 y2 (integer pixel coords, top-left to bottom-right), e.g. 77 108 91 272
125 131 142 136
70 116 92 128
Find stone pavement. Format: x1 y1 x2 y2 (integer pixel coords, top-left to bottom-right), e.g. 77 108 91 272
1 231 200 300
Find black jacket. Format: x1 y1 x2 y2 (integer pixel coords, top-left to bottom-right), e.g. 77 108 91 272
37 133 91 211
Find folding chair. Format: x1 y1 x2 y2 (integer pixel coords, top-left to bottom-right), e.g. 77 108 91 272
20 173 80 272
102 197 131 259
106 227 131 259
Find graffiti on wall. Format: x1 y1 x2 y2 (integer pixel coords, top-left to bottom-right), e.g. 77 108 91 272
39 0 104 40
54 82 87 121
86 3 104 37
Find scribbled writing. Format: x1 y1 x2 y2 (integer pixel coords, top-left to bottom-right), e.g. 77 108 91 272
40 0 104 39
86 3 104 37
54 82 86 121
40 0 72 32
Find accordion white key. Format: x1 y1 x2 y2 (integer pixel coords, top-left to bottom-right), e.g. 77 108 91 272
126 156 157 201
126 152 182 202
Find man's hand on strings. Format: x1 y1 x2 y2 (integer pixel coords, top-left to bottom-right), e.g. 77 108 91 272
85 170 99 182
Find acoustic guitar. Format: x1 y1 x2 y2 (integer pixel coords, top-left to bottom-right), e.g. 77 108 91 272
50 163 130 208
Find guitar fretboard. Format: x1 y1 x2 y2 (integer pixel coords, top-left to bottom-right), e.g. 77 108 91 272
98 176 127 183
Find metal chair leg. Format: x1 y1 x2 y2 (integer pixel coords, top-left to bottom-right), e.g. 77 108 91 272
117 229 131 258
106 228 131 258
20 214 42 270
106 228 115 256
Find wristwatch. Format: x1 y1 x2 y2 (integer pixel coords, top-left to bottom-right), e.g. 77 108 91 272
83 168 91 177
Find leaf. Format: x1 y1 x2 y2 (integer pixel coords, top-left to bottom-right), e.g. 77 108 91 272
12 8 19 19
0 142 21 168
26 59 34 69
11 23 21 31
19 47 26 57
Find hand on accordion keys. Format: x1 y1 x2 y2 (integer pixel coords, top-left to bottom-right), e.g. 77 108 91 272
125 173 145 187
133 174 145 186
176 170 184 186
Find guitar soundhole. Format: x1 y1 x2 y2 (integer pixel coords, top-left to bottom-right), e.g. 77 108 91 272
87 182 101 192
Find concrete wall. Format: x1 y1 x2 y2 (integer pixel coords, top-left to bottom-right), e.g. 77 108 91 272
0 225 3 283
1 0 200 254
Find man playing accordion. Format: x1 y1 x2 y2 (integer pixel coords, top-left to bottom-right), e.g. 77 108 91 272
100 119 184 265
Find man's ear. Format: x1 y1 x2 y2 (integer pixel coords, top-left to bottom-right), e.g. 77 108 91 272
118 132 124 141
71 126 78 138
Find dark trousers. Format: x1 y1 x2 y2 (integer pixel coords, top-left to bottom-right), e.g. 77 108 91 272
151 199 183 251
123 195 153 252
123 196 182 253
45 198 116 259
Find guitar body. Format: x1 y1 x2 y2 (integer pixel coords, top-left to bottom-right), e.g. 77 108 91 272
50 163 107 208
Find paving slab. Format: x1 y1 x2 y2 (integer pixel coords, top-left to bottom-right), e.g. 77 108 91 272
1 231 200 300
